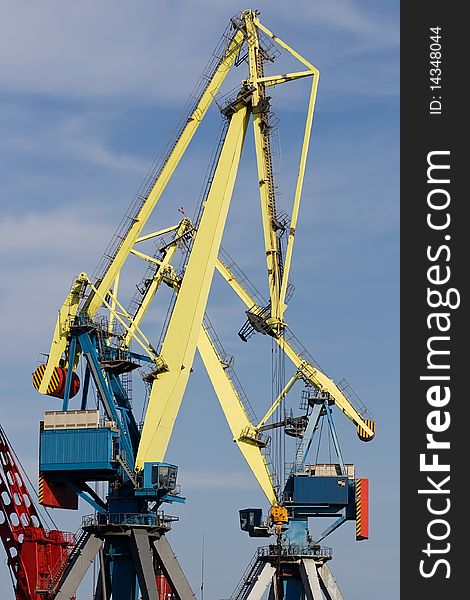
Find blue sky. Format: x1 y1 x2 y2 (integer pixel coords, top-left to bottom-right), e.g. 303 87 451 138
0 1 399 598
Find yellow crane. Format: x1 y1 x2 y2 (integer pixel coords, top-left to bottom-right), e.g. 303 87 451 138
34 9 375 533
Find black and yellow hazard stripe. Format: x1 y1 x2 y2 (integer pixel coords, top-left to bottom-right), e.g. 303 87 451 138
357 418 376 442
32 363 61 395
355 478 362 539
32 363 46 391
38 472 44 505
355 477 369 540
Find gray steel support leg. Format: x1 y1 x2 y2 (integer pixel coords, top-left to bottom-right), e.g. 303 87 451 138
245 562 276 600
93 547 111 600
55 533 102 600
153 535 196 600
299 558 323 600
318 563 344 600
268 581 276 600
93 569 105 600
94 569 111 600
130 529 160 600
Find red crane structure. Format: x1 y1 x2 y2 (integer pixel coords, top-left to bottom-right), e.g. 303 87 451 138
0 424 76 600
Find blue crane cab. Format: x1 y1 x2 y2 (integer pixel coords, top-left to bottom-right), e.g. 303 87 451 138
136 462 185 504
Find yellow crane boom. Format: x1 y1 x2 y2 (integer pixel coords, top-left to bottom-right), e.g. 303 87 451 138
135 104 250 468
33 12 371 518
215 255 375 439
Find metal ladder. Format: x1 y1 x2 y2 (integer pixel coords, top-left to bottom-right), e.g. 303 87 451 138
41 528 89 595
230 550 266 600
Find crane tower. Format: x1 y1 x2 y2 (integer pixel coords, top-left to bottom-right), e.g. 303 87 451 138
1 9 376 600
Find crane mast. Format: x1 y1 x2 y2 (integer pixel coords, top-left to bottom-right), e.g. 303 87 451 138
10 9 377 600
246 12 284 331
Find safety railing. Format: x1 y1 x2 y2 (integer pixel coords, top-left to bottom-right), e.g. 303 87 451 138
82 511 178 529
257 544 333 559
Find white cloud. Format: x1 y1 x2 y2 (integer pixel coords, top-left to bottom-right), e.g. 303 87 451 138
0 1 398 103
0 208 112 264
0 102 144 172
0 1 218 102
0 210 114 358
270 0 398 45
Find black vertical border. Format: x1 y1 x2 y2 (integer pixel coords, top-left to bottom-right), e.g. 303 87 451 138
401 4 465 598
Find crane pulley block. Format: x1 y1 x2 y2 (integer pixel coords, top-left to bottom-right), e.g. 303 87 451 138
270 504 289 526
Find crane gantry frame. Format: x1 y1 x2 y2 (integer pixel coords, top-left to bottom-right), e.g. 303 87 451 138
35 9 374 514
0 9 378 600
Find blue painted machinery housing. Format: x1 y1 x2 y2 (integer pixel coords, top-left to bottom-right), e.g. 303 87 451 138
39 427 119 481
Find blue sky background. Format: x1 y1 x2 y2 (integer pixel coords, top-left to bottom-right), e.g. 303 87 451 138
0 1 399 598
